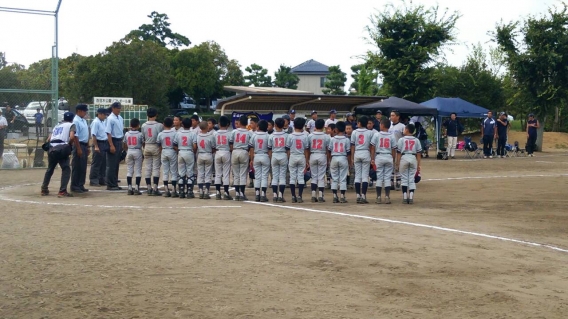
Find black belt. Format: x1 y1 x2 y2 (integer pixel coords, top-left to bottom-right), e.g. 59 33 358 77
79 142 88 146
402 153 417 155
332 155 347 157
376 152 391 155
112 137 122 141
96 140 107 143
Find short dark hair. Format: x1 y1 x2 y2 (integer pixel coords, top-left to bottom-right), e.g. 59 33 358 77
174 115 182 122
207 117 217 125
267 119 274 126
147 107 158 118
258 119 268 132
275 118 285 129
250 117 259 124
381 118 391 129
406 123 416 134
163 117 174 128
294 117 306 130
391 110 400 118
190 115 199 122
328 123 336 131
358 115 369 127
336 121 346 132
219 116 229 127
315 119 325 130
130 118 140 128
450 112 457 117
239 115 248 126
182 118 191 129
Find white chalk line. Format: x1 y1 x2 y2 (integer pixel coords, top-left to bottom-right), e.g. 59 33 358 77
535 161 568 164
451 153 568 162
244 201 568 254
424 173 568 182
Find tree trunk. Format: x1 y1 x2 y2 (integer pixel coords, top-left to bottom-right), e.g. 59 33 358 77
536 115 546 152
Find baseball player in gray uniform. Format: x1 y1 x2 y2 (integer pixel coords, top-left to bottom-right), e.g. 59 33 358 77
268 118 289 202
195 121 216 199
328 121 351 203
286 117 309 203
157 117 179 198
141 108 164 196
230 116 252 201
371 118 397 204
124 118 144 195
351 116 375 204
249 120 270 202
396 123 422 204
174 118 196 199
214 116 233 200
308 119 331 202
389 110 405 190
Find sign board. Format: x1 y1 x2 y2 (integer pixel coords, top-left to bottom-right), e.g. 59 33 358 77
93 97 133 105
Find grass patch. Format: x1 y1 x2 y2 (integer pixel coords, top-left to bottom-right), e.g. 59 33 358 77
510 120 523 131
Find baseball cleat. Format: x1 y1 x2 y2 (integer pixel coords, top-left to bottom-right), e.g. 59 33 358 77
291 196 298 203
147 188 153 196
216 194 222 200
375 196 382 204
356 197 362 204
171 191 179 198
277 197 286 203
260 196 268 202
408 199 414 204
403 198 408 204
360 198 369 204
202 194 211 200
164 191 172 198
153 190 162 196
339 197 348 204
273 197 278 203
57 191 73 198
223 194 233 200
333 197 339 203
133 190 142 195
41 188 49 196
241 195 249 201
311 196 318 203
127 189 134 195
255 195 260 202
199 193 204 199
318 197 325 203
187 192 195 199
384 197 391 204
297 197 304 203
179 192 186 199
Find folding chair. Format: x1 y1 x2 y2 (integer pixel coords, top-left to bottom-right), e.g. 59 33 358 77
463 136 482 159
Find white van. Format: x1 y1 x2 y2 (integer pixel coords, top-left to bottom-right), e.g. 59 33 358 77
23 101 67 127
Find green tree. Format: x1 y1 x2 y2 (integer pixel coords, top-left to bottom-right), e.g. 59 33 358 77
366 2 460 102
273 65 299 89
494 3 568 148
350 64 380 96
223 59 245 96
244 64 272 87
322 65 347 95
125 11 190 48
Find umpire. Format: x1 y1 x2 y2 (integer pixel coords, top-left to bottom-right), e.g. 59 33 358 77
71 104 90 193
89 108 109 186
105 102 124 190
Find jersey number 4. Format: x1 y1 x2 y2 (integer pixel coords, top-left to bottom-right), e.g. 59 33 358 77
404 139 416 151
199 139 206 149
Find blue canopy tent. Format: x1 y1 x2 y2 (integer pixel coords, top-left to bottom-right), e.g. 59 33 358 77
355 97 438 116
421 97 490 153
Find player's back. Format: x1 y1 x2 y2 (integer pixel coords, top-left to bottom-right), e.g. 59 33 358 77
329 135 350 156
125 130 143 150
157 129 176 149
196 132 215 153
269 131 287 153
250 132 269 154
175 129 195 151
373 131 396 154
231 128 251 150
351 128 373 152
287 132 308 156
142 121 164 144
398 135 422 155
214 129 231 152
308 131 330 154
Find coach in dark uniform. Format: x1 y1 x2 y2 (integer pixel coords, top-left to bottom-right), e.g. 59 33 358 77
481 111 497 159
526 113 540 157
71 104 90 193
105 102 124 190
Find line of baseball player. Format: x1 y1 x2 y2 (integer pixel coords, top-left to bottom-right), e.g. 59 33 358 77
123 108 422 204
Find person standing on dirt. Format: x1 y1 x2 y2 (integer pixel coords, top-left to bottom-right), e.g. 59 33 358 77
443 113 463 159
496 112 510 158
105 102 124 190
526 113 540 157
70 104 90 193
4 103 15 133
481 111 497 159
0 109 7 158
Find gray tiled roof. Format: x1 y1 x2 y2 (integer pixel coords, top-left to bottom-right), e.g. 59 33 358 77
291 59 329 74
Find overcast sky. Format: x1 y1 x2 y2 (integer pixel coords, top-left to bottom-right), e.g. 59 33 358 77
0 0 557 89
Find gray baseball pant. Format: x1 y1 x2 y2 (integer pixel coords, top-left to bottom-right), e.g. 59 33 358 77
253 154 270 188
289 155 306 185
126 149 143 177
330 156 348 191
375 154 393 187
353 152 371 183
271 153 288 186
215 150 231 185
197 153 213 184
231 149 248 186
161 149 178 182
144 143 161 178
400 155 418 190
309 153 327 188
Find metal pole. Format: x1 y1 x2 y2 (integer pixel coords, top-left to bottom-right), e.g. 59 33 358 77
51 12 59 127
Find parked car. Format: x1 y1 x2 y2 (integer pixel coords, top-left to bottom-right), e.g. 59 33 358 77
23 101 66 127
0 107 30 135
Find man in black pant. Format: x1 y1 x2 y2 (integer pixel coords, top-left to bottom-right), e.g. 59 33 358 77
71 104 90 193
526 113 540 157
0 109 7 159
89 108 109 186
105 102 124 190
481 111 497 159
496 112 510 158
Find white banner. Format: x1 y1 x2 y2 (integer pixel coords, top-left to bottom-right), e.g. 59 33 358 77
93 97 133 105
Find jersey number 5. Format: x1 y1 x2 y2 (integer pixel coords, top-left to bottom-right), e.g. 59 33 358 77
295 139 303 150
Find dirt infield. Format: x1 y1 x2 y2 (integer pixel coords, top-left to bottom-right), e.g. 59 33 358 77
1 152 568 318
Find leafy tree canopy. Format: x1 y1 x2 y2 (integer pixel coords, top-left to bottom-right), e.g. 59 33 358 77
244 63 272 87
323 65 347 95
273 65 299 89
125 11 190 48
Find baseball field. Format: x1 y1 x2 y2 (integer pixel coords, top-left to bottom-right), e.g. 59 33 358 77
1 150 567 318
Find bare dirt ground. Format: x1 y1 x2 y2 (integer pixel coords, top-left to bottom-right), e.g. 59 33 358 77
1 151 568 318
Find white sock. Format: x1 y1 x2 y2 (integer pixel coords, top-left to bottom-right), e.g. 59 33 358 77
319 190 323 197
312 190 316 197
255 190 260 196
403 192 408 199
409 191 414 199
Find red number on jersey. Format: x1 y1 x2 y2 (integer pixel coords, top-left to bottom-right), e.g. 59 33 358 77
236 133 246 144
358 134 365 145
312 139 323 150
333 142 344 153
182 136 188 146
165 137 172 147
275 137 285 147
379 138 390 148
199 139 206 149
404 139 416 151
128 136 137 146
295 139 303 150
257 138 264 149
147 128 152 137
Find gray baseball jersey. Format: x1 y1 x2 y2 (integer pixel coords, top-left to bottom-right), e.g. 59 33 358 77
250 132 269 154
329 135 350 191
269 131 288 186
398 136 421 190
287 132 309 156
371 132 396 187
196 132 216 154
308 132 330 154
329 135 351 157
174 129 196 151
157 129 177 150
141 121 164 144
397 136 422 155
351 128 374 184
230 128 252 150
124 130 143 150
308 132 330 187
214 129 231 152
268 131 288 153
389 122 405 143
351 128 374 153
371 131 397 155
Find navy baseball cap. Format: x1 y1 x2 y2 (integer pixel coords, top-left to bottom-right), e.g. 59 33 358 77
96 108 107 114
528 113 535 117
311 110 317 115
346 112 353 117
111 101 122 108
63 111 75 122
282 114 290 120
289 110 296 114
330 109 337 114
76 104 88 112
376 110 382 114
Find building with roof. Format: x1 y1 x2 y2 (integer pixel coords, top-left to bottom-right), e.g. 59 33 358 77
291 59 330 94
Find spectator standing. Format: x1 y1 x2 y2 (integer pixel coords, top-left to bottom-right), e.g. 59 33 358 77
345 112 358 131
526 113 540 157
89 108 109 186
442 113 463 159
373 110 383 131
4 104 15 133
325 109 338 128
481 111 497 159
34 108 44 136
289 110 296 129
496 112 510 158
71 104 90 193
105 102 124 190
0 109 7 159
